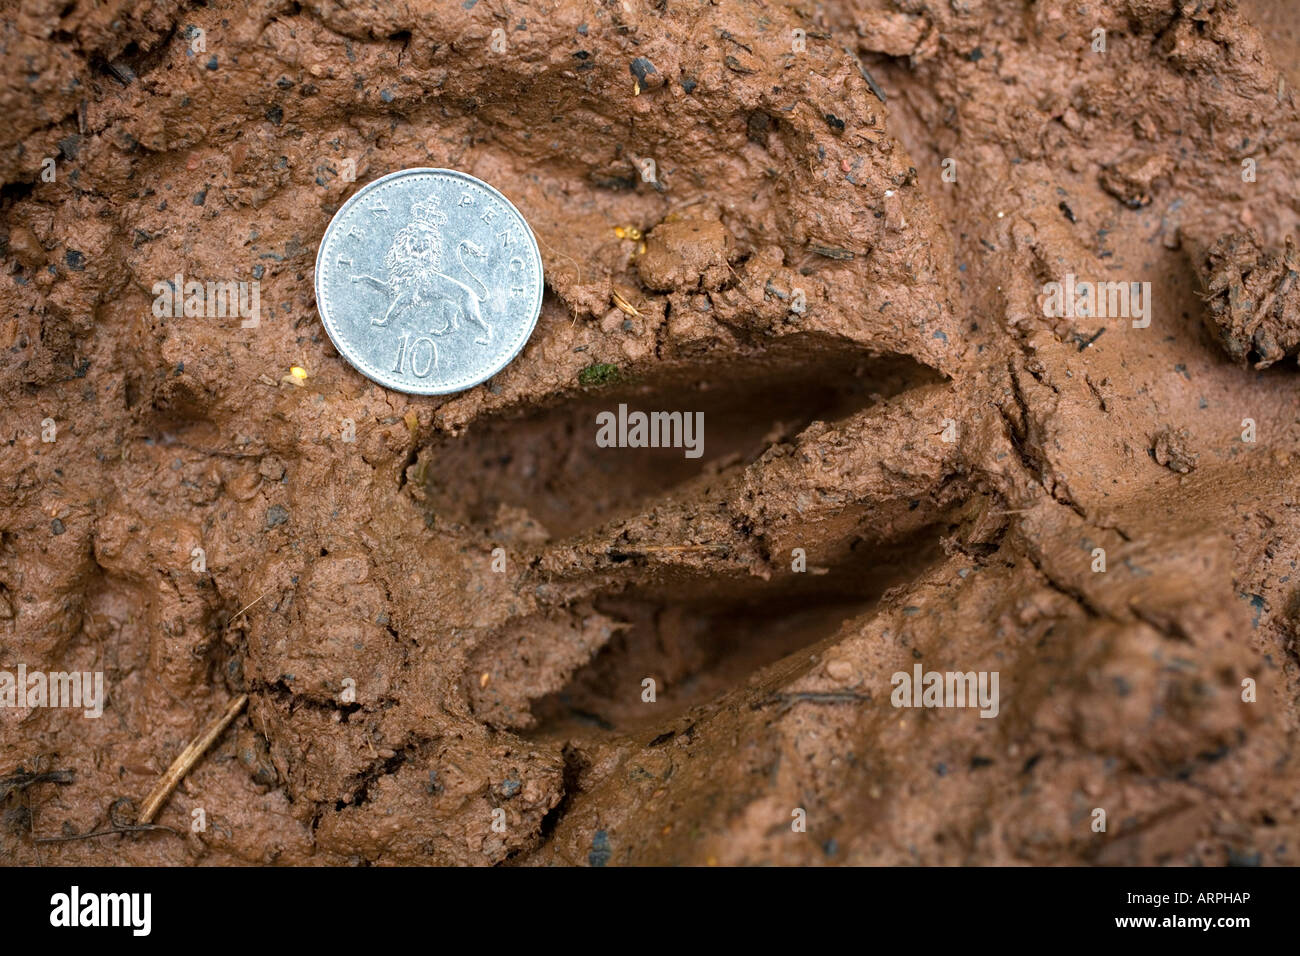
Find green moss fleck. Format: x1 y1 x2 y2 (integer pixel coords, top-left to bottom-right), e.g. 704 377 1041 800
579 362 621 386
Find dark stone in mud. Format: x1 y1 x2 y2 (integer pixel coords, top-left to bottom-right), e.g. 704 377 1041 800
629 57 656 83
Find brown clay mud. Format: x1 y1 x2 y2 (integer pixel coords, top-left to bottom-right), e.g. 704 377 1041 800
2 0 1299 866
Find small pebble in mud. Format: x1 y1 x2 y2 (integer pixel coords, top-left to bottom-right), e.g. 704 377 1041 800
630 57 657 85
637 218 732 291
265 504 289 528
1151 426 1197 474
1199 231 1300 368
825 658 854 682
236 727 278 786
50 518 65 535
1099 152 1171 208
225 470 261 501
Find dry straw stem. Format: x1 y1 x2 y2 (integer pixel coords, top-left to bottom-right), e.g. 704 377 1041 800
227 589 271 627
611 290 641 316
137 694 248 824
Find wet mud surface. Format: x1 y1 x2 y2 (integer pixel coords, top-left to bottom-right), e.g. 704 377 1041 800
2 0 1299 865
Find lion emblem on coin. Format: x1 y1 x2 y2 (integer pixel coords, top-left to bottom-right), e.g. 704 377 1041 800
352 195 492 344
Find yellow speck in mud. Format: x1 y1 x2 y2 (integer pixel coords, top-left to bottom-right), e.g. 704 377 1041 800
479 672 491 688
634 79 641 96
403 410 419 435
290 366 308 381
614 226 626 238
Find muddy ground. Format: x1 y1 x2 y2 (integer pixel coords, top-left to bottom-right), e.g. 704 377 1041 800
2 0 1299 865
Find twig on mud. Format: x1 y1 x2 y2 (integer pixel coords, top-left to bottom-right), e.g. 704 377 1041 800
634 544 729 552
0 768 74 801
2 758 74 864
137 694 248 824
755 691 873 714
607 544 732 560
106 60 137 85
227 590 271 627
34 796 177 844
34 822 176 843
843 44 887 103
172 440 265 460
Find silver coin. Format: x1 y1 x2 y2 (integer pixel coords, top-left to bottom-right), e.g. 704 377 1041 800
314 168 544 395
